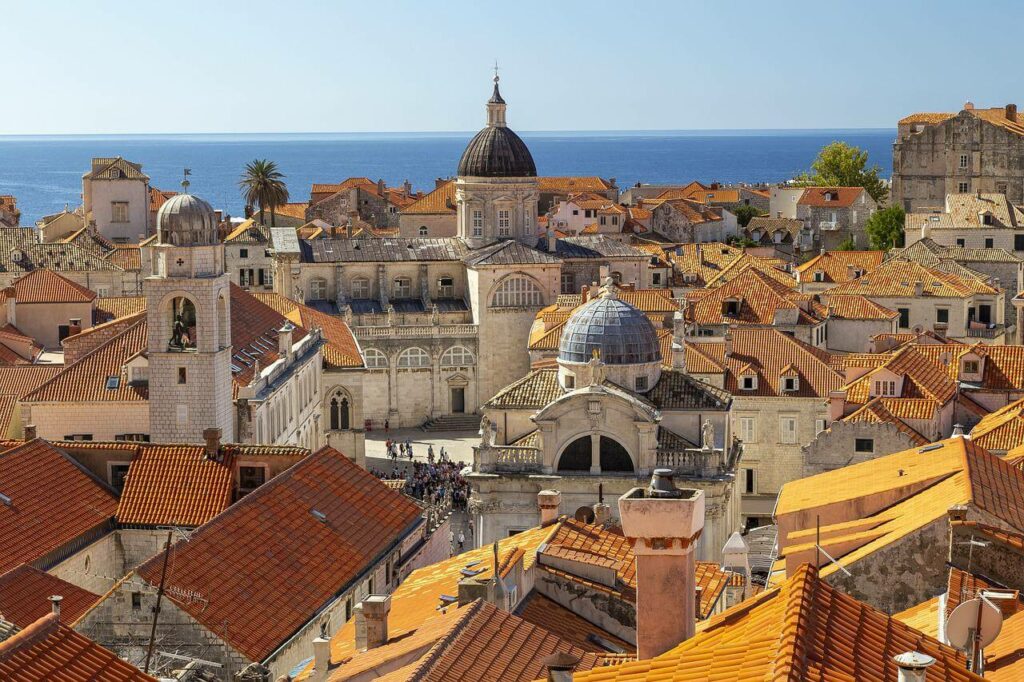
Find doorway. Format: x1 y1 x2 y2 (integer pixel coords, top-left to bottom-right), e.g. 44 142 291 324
451 387 465 413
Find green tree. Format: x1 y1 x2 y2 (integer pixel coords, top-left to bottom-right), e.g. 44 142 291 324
732 204 763 227
835 236 857 251
796 142 888 204
865 205 905 250
238 159 290 226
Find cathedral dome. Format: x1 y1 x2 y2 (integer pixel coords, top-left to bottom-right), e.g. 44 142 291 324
457 76 537 178
157 193 218 247
558 287 661 365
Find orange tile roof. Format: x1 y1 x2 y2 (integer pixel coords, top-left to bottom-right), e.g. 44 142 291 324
900 105 1024 137
969 396 1024 451
94 295 146 323
11 269 96 304
133 446 423 662
104 245 141 271
797 186 867 207
0 440 118 574
656 185 741 204
538 177 614 194
688 328 842 397
515 592 634 653
0 613 154 681
116 446 235 527
0 366 62 398
703 252 794 289
572 563 980 682
402 180 457 215
684 268 822 326
826 293 899 320
0 564 99 629
841 345 960 405
826 258 999 298
273 201 311 220
841 397 932 446
796 250 885 283
252 292 364 368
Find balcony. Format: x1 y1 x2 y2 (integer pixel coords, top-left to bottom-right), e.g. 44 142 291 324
476 445 543 474
967 324 1008 340
656 437 743 479
352 323 477 340
818 220 839 231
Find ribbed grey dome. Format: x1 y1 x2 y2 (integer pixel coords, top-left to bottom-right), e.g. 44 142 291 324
457 125 537 178
558 294 660 365
157 193 217 246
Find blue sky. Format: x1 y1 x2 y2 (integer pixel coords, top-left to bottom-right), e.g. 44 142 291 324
4 0 1023 134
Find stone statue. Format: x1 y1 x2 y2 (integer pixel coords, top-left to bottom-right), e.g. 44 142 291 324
170 314 186 348
588 348 606 386
701 419 715 451
480 415 495 446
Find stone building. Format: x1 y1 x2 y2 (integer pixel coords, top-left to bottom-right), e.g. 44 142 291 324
306 177 417 229
904 192 1024 256
649 198 737 243
223 219 275 291
82 157 152 243
469 281 741 561
795 186 877 250
0 195 20 228
893 102 1024 212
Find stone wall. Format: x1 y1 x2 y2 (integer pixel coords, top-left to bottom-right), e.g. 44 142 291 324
801 421 920 477
534 566 635 645
23 400 150 442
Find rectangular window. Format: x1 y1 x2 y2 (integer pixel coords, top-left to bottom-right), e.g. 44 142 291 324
240 248 249 259
560 272 576 295
815 418 826 435
109 463 131 491
472 209 483 237
963 360 980 374
959 154 969 169
111 201 129 223
1016 235 1024 251
985 238 994 248
131 592 142 610
783 377 798 392
497 209 511 236
635 376 648 391
438 276 455 298
652 272 662 285
351 278 370 298
780 417 797 444
855 438 874 453
743 468 756 494
178 367 187 384
956 238 965 247
937 308 949 324
393 278 412 298
105 375 120 390
600 216 607 226
741 376 756 390
564 374 575 389
63 434 93 441
958 181 970 193
238 465 267 492
874 380 896 397
739 417 756 443
898 308 910 329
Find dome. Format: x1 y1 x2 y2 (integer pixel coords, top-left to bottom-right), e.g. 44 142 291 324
457 126 537 178
457 76 536 178
157 193 217 247
558 290 661 365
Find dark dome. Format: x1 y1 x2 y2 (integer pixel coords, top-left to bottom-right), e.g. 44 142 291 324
457 125 537 178
558 294 661 365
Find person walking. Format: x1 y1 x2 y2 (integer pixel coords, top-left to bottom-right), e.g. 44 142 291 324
458 530 465 551
384 418 390 434
449 528 455 551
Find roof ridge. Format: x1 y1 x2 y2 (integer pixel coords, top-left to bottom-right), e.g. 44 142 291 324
405 600 487 680
0 612 58 658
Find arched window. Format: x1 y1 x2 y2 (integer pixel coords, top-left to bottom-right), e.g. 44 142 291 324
364 348 388 369
441 346 475 367
491 275 543 308
351 277 370 299
310 278 328 300
398 347 431 368
168 296 197 350
329 392 351 430
393 277 412 298
418 226 428 237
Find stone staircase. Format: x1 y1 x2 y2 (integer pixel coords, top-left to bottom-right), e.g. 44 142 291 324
421 414 481 432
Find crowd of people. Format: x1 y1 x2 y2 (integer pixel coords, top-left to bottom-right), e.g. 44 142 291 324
369 441 471 511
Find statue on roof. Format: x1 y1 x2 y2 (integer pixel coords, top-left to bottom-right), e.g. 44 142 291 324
588 348 606 386
702 419 715 451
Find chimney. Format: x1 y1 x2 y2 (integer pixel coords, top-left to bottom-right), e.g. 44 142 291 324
278 323 294 359
1007 104 1018 122
593 502 612 525
948 503 969 523
547 228 557 253
354 595 391 651
952 423 965 437
542 652 580 682
913 280 924 297
203 428 222 460
618 469 705 659
893 652 935 682
309 636 331 682
580 285 590 304
402 179 412 196
376 178 386 196
346 215 354 239
723 332 733 358
964 101 975 111
694 586 703 618
588 281 599 300
49 595 62 620
828 390 847 421
695 243 703 263
24 424 36 440
435 177 446 190
538 489 561 526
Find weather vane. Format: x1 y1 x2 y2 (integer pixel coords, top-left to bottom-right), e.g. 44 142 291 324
493 60 500 83
181 168 191 192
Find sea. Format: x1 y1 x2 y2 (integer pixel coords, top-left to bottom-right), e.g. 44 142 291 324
0 129 895 225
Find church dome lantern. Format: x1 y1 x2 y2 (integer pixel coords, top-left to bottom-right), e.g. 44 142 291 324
559 285 661 366
157 192 218 247
457 74 537 178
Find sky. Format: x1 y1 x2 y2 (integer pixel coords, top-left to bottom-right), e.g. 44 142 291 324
3 0 1024 135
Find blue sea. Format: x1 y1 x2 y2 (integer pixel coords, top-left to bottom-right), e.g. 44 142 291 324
0 129 894 224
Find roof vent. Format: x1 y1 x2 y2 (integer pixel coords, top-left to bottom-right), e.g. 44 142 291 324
918 443 944 453
893 651 935 682
647 468 684 499
0 492 11 506
311 510 327 523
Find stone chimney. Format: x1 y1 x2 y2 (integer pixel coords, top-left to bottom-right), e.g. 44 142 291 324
310 637 331 682
593 502 612 525
964 101 975 111
346 215 354 239
278 323 294 360
893 651 935 682
354 595 391 651
49 595 62 620
538 489 561 526
24 424 36 440
542 652 580 682
1007 104 1018 122
203 428 221 460
376 178 386 196
547 229 557 253
618 469 705 659
722 531 750 603
723 332 733 358
948 503 969 523
580 285 590 304
913 280 924 297
588 281 599 300
402 179 412 196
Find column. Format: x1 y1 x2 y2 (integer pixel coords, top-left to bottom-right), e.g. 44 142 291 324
590 433 601 474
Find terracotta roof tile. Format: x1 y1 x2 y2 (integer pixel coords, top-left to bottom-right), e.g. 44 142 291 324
133 446 423 662
538 177 614 194
970 396 1024 451
93 296 146 323
223 218 269 244
252 292 363 369
826 258 999 298
0 613 154 681
11 269 96 304
796 250 885 283
572 563 980 682
514 592 634 653
685 268 821 326
85 157 148 181
797 186 866 207
826 293 899 320
116 446 234 527
0 564 99 629
0 440 118 574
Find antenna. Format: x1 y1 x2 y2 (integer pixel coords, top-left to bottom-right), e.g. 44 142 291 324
945 597 1003 674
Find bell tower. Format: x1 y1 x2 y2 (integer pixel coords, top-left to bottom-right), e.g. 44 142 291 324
144 179 234 443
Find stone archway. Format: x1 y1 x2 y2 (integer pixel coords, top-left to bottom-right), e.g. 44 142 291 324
556 434 634 473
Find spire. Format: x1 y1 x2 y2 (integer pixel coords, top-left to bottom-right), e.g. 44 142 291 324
486 63 507 127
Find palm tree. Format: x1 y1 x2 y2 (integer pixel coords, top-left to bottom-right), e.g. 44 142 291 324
238 159 290 226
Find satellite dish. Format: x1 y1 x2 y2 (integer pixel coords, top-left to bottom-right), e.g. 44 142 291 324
944 597 1003 651
574 506 596 524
